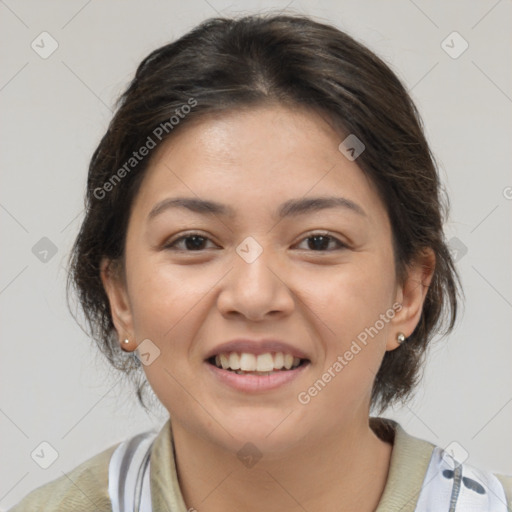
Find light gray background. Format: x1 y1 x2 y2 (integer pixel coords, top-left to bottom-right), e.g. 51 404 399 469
1 0 511 509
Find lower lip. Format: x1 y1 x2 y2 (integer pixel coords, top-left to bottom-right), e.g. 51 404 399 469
205 361 310 392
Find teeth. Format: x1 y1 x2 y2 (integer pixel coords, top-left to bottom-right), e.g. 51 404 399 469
229 352 240 370
219 353 229 370
256 353 274 372
212 351 304 372
239 353 257 371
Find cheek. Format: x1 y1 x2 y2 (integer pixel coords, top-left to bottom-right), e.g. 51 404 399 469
127 264 211 400
324 254 394 312
297 265 395 416
127 258 212 340
309 253 396 360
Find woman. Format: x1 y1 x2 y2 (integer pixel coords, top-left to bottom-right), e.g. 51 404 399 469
9 13 511 512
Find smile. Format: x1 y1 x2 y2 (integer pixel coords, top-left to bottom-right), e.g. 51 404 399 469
205 352 311 392
210 351 307 373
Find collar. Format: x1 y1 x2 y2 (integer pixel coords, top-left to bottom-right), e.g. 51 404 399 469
149 417 435 512
372 417 435 512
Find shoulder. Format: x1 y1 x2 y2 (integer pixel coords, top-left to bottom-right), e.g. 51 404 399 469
7 441 120 512
494 473 512 511
372 417 512 511
415 445 512 511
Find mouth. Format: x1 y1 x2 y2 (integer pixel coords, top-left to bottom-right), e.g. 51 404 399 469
203 340 312 392
206 351 310 375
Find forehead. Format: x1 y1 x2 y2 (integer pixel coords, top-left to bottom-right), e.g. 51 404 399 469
131 105 386 224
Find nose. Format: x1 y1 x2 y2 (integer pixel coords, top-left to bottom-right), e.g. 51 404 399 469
216 244 295 322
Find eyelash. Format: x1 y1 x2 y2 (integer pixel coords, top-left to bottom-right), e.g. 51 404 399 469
163 231 348 252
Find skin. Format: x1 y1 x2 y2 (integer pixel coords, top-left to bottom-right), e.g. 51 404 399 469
101 104 435 512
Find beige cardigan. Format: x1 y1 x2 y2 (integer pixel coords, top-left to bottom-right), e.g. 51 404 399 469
8 417 512 511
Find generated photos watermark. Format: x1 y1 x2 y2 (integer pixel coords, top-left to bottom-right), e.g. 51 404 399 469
297 302 403 405
93 97 197 200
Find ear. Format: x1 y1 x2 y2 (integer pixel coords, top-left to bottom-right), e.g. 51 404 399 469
386 247 436 351
100 257 134 344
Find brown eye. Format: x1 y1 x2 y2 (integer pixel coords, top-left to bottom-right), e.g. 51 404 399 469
164 233 217 251
295 233 347 251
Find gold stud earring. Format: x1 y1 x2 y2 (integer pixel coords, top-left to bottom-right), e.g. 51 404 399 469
397 332 406 344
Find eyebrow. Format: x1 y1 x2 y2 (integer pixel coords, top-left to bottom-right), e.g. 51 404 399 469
147 195 367 221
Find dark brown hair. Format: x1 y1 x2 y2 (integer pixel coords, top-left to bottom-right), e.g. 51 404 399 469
67 13 463 414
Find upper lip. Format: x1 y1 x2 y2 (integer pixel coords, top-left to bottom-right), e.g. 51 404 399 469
204 339 311 361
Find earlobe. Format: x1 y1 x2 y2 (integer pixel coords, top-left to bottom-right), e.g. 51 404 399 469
100 257 134 345
386 248 436 351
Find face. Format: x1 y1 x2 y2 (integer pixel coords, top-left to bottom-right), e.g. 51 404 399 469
102 104 431 456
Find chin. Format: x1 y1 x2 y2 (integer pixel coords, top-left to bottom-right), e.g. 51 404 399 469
216 412 306 453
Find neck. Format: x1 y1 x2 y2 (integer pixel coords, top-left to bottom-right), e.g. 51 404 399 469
171 417 393 512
